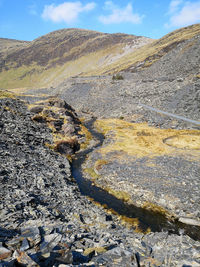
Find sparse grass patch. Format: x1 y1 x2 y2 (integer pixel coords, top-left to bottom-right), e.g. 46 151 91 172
78 124 92 149
0 64 44 89
83 167 100 180
94 159 109 171
0 89 15 99
45 142 55 151
163 134 200 150
112 73 124 80
104 187 131 202
95 118 200 159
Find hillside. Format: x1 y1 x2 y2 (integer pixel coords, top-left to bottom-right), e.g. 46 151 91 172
0 29 151 89
0 38 29 54
45 24 200 124
91 23 200 75
0 24 200 90
1 24 200 266
37 23 200 236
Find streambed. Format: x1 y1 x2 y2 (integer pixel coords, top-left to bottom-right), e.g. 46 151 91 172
71 118 200 241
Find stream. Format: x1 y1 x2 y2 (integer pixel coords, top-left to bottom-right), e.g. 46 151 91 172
71 118 200 241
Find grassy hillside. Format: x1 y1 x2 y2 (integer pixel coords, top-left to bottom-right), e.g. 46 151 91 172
0 38 29 54
0 29 150 90
0 24 200 90
85 23 200 75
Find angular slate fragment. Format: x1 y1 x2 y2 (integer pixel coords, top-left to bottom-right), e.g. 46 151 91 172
20 227 41 246
16 251 38 266
0 244 12 260
20 238 29 251
40 233 62 254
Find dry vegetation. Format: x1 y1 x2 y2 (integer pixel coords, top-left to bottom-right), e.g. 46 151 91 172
0 29 146 89
95 118 200 159
1 24 199 90
0 89 15 98
0 38 29 53
30 102 82 157
87 23 200 75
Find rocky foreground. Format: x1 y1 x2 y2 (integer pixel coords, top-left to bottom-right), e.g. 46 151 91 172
0 96 200 266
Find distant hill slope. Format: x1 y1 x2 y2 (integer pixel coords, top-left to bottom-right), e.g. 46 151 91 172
0 38 29 54
0 24 200 90
0 29 151 89
89 23 200 75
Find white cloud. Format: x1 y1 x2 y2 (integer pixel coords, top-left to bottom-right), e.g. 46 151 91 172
42 1 96 24
166 1 200 27
99 1 144 24
168 0 183 14
29 3 37 16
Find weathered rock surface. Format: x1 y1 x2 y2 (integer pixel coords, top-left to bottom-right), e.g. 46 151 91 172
81 116 200 235
1 97 200 266
84 149 200 224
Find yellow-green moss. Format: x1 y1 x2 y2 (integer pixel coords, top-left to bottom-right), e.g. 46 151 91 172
142 202 171 218
83 167 100 180
94 159 109 171
45 143 55 150
78 124 92 149
104 187 131 203
0 89 15 99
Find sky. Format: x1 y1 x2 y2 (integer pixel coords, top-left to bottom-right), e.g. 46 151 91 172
0 0 200 41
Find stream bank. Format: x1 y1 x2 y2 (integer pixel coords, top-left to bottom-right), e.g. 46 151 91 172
1 96 200 266
72 118 200 241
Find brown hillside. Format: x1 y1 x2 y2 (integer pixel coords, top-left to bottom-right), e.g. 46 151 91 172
0 38 29 53
89 23 200 75
0 28 150 70
0 24 200 90
0 29 151 89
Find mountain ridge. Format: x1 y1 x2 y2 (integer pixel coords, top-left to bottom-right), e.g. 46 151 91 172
0 24 200 90
0 28 152 89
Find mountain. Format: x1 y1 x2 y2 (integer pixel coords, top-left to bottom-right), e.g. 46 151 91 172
0 38 29 54
0 24 200 90
95 23 200 75
0 25 200 266
44 23 199 125
0 28 151 89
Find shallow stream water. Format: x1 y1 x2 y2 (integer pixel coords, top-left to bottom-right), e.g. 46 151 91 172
71 118 200 241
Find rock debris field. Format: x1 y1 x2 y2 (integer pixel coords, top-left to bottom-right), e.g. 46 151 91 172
0 96 200 266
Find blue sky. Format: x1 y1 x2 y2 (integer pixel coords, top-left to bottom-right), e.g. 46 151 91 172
0 0 200 40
